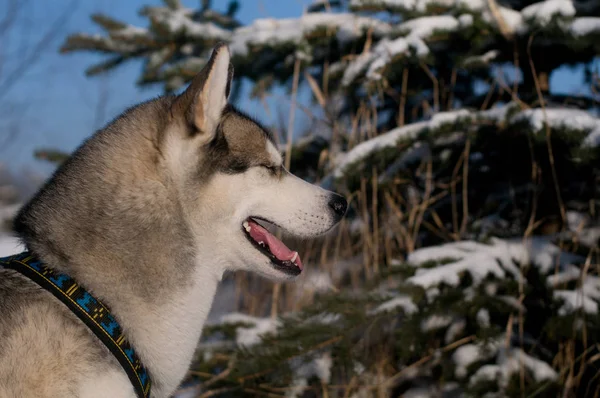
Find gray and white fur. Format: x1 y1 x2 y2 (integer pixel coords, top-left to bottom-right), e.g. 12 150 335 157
0 43 347 397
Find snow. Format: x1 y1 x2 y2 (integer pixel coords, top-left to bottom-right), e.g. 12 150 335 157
469 347 557 387
582 125 600 148
333 109 470 178
429 109 471 129
483 6 526 34
0 201 22 257
350 0 455 12
566 210 588 231
402 387 436 398
219 313 279 347
408 240 493 265
454 344 483 378
498 295 526 312
458 13 474 27
463 50 499 67
111 25 149 39
0 235 23 257
457 0 486 11
421 314 453 331
521 0 576 26
287 353 333 398
476 308 490 328
408 249 509 289
569 17 600 37
407 237 583 290
174 385 202 398
510 108 600 135
147 48 176 70
158 8 231 40
554 289 599 315
342 52 379 86
299 270 334 295
306 312 341 325
333 121 427 177
546 264 580 286
343 34 429 84
343 14 463 84
231 13 389 57
370 295 418 314
397 15 460 39
444 319 466 343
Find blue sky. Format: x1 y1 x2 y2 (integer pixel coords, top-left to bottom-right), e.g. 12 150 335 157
0 0 593 177
0 0 311 175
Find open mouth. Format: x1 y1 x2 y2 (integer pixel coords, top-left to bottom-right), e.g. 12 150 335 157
242 217 303 276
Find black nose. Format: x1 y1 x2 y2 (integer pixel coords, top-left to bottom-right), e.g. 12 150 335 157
328 194 348 220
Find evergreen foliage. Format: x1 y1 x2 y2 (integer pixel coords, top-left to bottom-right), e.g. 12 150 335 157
61 0 600 396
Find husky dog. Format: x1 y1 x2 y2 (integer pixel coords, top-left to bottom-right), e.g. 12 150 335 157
0 43 347 397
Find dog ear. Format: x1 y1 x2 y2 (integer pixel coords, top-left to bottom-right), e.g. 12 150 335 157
172 42 234 139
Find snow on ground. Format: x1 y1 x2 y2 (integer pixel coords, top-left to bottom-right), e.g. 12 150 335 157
0 235 23 257
0 202 23 257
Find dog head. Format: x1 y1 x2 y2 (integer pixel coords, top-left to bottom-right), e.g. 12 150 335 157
164 43 347 281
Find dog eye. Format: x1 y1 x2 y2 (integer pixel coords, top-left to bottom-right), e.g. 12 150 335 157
262 165 278 174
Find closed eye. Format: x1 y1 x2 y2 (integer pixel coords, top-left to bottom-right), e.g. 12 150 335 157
262 164 280 175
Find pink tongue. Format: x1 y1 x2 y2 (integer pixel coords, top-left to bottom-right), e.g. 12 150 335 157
247 219 303 270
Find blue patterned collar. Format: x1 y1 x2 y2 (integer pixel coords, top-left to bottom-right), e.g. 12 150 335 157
0 251 151 398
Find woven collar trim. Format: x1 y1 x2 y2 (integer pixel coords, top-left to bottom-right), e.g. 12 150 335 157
0 252 151 398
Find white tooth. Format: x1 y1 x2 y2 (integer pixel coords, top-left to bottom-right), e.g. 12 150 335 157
243 221 251 232
290 252 298 263
259 241 264 246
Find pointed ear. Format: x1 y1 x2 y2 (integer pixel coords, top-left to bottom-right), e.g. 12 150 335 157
172 42 234 139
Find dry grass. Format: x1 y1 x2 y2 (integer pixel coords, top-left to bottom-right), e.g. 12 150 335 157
211 34 600 397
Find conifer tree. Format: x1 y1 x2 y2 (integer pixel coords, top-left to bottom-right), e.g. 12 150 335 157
62 1 600 396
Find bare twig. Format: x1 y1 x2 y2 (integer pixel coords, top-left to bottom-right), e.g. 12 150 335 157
271 57 301 319
527 33 566 225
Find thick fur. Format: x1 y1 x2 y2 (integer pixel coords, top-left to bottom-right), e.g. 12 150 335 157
0 44 346 397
